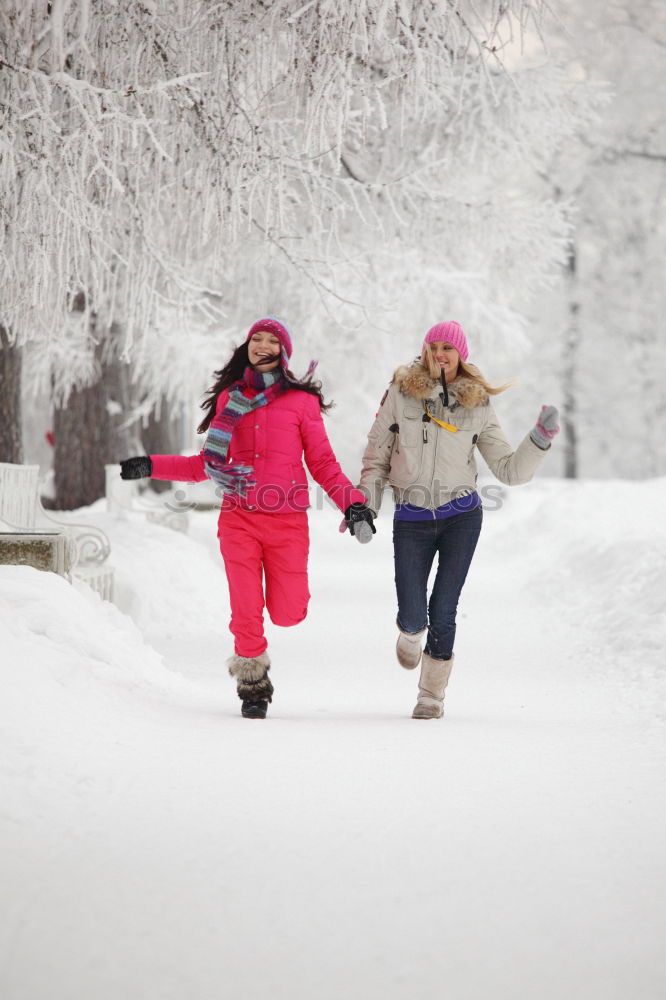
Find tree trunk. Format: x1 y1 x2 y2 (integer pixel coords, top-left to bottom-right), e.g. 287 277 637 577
53 377 108 510
52 352 136 510
140 398 185 494
562 247 579 479
0 327 23 464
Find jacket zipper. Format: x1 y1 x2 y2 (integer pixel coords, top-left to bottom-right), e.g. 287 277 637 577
426 398 438 515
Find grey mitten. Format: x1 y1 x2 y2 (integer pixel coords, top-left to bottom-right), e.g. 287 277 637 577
339 503 376 544
530 405 560 450
351 519 375 544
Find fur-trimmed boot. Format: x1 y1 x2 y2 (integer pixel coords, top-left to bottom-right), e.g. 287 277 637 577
412 653 454 719
227 652 274 719
396 627 427 670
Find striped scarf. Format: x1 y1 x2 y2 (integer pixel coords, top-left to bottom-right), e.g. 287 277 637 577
203 367 287 498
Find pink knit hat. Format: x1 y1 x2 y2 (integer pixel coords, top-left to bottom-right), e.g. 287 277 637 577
246 316 293 361
422 321 469 361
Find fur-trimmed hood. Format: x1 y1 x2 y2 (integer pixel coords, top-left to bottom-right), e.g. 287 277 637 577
393 360 489 408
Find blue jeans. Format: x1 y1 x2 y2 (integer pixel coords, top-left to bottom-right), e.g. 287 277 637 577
393 507 482 661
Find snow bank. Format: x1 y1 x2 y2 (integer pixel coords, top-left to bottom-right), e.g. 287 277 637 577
96 507 228 640
0 564 167 688
479 476 666 681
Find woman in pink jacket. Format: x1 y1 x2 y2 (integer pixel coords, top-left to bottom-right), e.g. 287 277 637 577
120 318 374 719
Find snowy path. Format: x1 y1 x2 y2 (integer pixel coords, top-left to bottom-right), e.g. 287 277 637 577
1 481 665 1000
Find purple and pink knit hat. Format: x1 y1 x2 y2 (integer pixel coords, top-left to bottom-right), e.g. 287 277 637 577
246 317 293 365
422 321 469 361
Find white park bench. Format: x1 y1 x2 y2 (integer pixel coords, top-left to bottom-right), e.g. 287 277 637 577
0 462 115 602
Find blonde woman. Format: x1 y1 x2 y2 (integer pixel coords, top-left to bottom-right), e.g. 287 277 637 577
359 321 559 719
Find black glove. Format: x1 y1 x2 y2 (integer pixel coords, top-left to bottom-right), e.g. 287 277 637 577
343 503 377 538
120 456 153 480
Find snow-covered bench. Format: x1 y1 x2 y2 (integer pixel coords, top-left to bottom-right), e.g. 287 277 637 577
0 462 114 602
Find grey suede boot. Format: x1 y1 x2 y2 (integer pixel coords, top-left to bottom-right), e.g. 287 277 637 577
396 627 427 670
412 653 454 719
227 652 273 719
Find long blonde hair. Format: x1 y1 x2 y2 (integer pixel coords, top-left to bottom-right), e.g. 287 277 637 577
421 343 513 396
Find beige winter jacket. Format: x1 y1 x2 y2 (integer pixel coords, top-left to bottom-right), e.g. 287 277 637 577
359 361 549 513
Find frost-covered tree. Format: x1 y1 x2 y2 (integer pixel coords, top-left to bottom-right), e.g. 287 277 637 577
1 1 597 496
520 0 666 479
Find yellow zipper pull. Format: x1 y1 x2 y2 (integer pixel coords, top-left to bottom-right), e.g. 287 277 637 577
425 404 458 433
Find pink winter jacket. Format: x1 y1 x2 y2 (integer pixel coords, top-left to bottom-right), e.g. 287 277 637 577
150 386 365 518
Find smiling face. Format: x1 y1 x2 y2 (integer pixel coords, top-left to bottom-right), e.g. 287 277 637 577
247 330 282 371
429 341 460 382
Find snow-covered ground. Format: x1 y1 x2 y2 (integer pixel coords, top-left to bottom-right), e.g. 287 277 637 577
1 478 665 1000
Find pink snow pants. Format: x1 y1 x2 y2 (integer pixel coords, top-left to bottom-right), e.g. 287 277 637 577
218 508 311 657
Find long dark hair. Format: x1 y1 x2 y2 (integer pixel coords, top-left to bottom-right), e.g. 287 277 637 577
197 342 333 434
